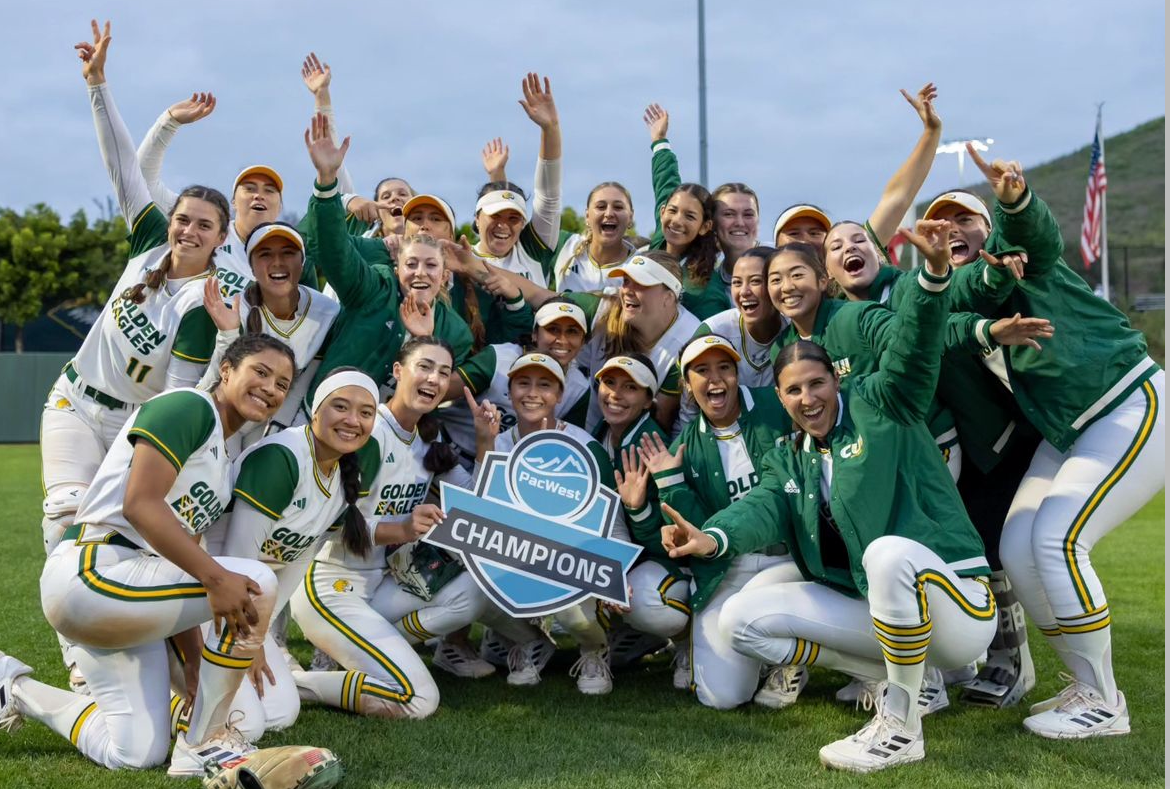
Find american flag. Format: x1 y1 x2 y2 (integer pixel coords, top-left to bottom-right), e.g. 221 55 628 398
1079 111 1108 269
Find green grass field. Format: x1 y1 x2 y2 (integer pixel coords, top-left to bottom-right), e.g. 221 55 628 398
0 443 1162 788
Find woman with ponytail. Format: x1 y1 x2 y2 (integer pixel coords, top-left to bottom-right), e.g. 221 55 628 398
196 222 339 447
206 366 380 739
41 21 227 570
290 338 502 719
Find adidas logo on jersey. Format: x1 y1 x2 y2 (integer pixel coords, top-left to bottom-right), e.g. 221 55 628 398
293 498 307 509
783 479 800 495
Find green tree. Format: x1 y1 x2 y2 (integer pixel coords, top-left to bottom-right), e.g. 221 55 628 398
61 209 128 305
0 205 78 352
559 206 585 235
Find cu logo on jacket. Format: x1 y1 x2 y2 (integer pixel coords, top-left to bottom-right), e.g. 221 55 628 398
840 436 865 459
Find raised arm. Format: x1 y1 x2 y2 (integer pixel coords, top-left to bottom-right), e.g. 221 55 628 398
77 21 155 231
860 220 953 424
867 83 943 246
968 144 1062 276
136 92 215 214
519 73 563 248
301 52 355 196
304 112 390 308
643 103 681 248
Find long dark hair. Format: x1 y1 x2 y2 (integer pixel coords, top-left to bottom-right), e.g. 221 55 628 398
121 185 230 304
772 340 836 452
395 336 460 474
315 365 375 558
241 221 303 335
220 332 296 378
664 183 718 288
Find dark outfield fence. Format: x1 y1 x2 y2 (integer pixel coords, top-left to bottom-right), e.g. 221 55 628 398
0 354 71 442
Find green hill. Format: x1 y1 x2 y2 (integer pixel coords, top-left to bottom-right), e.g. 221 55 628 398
918 116 1164 363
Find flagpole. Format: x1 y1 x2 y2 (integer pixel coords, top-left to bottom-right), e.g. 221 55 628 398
1097 104 1110 303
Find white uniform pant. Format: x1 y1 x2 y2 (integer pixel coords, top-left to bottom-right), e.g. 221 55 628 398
36 541 276 769
622 561 691 639
691 553 801 709
213 631 300 742
40 374 134 552
720 537 995 683
289 560 488 719
999 372 1164 695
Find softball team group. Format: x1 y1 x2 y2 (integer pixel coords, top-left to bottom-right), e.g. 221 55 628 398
1 18 1163 778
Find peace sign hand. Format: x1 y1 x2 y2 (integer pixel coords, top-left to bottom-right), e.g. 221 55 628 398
75 19 112 85
168 92 216 125
967 143 1026 204
900 82 941 131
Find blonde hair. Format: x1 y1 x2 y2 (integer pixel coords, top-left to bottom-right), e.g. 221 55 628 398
572 181 635 262
598 251 682 356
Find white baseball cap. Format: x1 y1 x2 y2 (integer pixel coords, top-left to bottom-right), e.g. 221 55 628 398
534 301 588 332
402 194 456 228
679 334 742 375
233 165 284 193
475 190 528 221
773 204 831 242
507 352 566 386
245 224 305 257
608 255 683 296
595 355 660 396
924 191 992 226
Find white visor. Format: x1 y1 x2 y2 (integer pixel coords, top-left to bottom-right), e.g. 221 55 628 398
311 371 380 415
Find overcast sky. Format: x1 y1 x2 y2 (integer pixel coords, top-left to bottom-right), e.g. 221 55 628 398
2 0 1163 233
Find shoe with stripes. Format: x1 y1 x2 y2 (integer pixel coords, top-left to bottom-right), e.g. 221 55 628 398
1023 684 1129 739
433 639 496 679
819 691 925 773
606 625 667 668
917 666 950 716
479 628 513 668
754 666 808 709
0 652 32 734
167 715 256 778
961 648 1035 708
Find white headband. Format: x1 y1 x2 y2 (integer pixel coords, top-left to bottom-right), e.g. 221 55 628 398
311 371 380 415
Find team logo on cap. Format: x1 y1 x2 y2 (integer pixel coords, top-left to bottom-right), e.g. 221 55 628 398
616 358 634 366
557 304 573 313
502 191 514 200
530 354 549 363
425 431 641 616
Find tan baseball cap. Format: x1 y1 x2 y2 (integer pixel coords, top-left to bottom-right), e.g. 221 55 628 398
245 224 305 256
507 352 566 386
233 165 284 193
595 355 660 395
773 204 831 241
402 194 456 228
924 191 991 225
679 334 742 375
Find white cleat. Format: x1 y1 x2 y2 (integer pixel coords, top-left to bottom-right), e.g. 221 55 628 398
570 649 613 696
754 665 808 709
917 666 950 716
432 639 496 679
1024 683 1130 740
506 637 555 687
478 628 513 668
819 691 925 774
0 652 32 734
836 677 866 704
167 718 255 778
671 646 691 691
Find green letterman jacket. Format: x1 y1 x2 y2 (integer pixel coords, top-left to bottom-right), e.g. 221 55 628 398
646 138 731 320
304 182 472 399
634 386 793 611
702 268 990 598
986 187 1158 452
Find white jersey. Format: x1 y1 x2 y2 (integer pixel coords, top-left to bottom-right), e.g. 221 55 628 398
579 302 701 431
198 285 340 432
210 223 255 299
698 308 783 389
443 343 590 462
475 237 551 290
552 233 637 294
72 262 215 405
222 424 349 608
315 404 471 572
73 388 230 545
